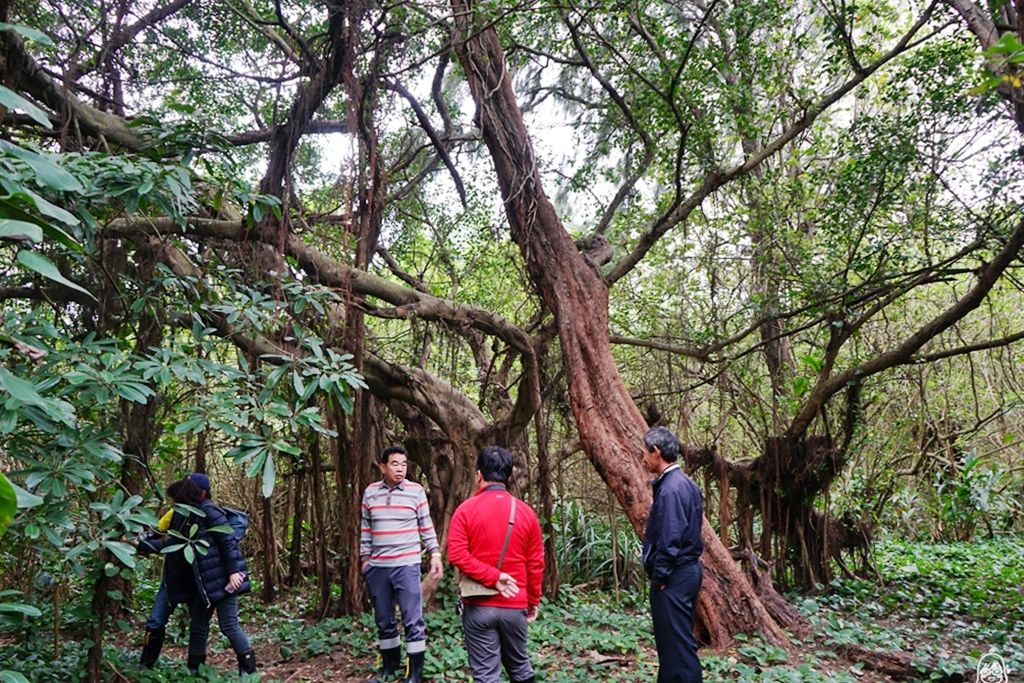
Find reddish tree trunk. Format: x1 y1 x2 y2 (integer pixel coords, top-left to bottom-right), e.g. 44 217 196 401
449 2 789 648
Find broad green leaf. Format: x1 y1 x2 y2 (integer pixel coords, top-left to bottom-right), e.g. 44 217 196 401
18 187 80 226
262 450 275 498
0 86 51 128
12 483 43 509
1 670 32 683
103 541 136 569
0 603 41 617
0 472 16 538
0 198 81 252
0 141 81 191
0 23 53 45
17 250 96 300
0 368 43 405
174 417 207 434
0 219 42 243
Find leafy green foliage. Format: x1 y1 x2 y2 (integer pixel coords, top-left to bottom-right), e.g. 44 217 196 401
553 500 644 590
807 537 1024 676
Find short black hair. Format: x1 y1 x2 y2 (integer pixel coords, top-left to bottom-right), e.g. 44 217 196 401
380 445 407 463
643 426 680 462
476 446 513 484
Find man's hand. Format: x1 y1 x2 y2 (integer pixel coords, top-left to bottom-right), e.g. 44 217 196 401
429 553 443 579
496 572 519 598
361 559 369 573
526 604 539 623
226 572 245 593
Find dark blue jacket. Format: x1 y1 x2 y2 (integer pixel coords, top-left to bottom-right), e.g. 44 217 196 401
140 499 249 607
642 465 703 585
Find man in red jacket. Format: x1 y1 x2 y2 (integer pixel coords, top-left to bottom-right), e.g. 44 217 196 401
447 446 544 683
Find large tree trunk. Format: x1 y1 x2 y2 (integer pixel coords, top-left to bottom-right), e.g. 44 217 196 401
449 1 789 648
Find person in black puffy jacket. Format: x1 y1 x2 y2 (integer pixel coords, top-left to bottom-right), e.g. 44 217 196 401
139 474 256 676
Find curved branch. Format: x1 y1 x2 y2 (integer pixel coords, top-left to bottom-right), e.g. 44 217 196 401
389 80 467 207
361 353 493 442
259 8 348 196
101 215 542 437
788 216 1024 439
0 30 142 150
72 0 195 80
606 0 940 285
907 328 1024 364
224 120 350 146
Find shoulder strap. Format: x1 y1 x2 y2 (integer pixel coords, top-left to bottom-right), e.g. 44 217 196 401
495 496 516 570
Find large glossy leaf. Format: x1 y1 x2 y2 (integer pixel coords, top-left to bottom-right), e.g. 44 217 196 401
0 22 53 45
0 87 51 128
262 450 275 499
0 603 40 616
102 541 136 569
16 250 95 300
0 473 16 538
0 219 42 243
0 368 43 405
17 187 80 226
11 483 43 509
0 198 82 252
0 141 81 192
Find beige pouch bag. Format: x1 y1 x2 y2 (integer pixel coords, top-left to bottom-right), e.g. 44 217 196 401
457 495 516 598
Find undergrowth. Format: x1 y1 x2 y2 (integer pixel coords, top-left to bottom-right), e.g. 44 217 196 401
0 537 1019 682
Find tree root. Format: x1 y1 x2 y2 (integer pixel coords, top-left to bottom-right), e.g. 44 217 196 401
837 644 966 682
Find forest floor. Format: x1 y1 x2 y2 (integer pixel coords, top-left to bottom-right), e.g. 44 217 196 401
2 537 1022 683
147 537 1024 683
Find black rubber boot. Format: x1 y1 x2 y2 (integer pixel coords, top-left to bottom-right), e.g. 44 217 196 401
187 652 207 675
237 648 257 675
140 627 165 668
511 677 536 683
371 646 402 682
403 652 424 683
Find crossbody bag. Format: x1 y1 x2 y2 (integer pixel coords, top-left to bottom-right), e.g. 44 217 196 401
457 496 516 598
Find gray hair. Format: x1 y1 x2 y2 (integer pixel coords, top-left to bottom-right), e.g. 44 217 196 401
643 426 680 462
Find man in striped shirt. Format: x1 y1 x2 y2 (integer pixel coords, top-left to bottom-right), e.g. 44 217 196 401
361 446 442 683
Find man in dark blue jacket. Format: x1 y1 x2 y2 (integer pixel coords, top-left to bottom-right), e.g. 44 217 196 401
642 426 704 683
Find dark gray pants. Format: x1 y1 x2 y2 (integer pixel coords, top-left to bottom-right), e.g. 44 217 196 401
364 564 426 653
462 604 534 683
650 562 703 683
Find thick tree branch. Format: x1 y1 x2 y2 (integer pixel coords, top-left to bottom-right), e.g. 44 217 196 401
74 0 194 80
224 120 350 146
0 30 142 150
389 80 467 207
259 9 348 196
102 215 542 438
788 216 1024 439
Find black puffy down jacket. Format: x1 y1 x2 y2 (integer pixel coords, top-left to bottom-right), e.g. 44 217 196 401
140 499 250 607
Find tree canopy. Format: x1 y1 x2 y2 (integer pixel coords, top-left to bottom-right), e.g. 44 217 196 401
0 0 1023 678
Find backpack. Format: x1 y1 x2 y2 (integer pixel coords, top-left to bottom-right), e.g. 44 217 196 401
220 506 249 541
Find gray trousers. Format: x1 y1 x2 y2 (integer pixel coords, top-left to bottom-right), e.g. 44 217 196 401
462 604 534 683
364 564 426 653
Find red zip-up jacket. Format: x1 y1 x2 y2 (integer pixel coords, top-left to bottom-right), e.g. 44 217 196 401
447 485 544 609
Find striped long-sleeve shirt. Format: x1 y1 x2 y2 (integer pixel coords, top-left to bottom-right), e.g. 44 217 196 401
360 480 440 568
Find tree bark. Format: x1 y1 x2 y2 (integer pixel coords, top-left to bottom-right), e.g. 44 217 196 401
449 0 789 648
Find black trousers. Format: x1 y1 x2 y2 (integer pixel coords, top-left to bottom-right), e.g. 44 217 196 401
650 562 703 683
